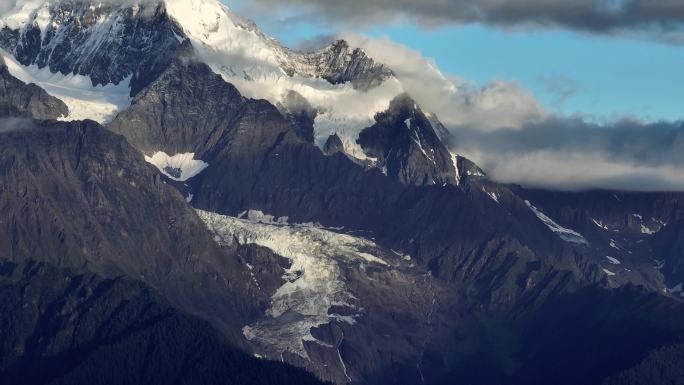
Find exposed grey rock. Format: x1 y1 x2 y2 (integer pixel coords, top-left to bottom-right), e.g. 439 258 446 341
358 94 458 186
277 90 317 143
282 40 393 91
0 119 269 341
0 260 325 385
0 56 68 119
3 3 684 385
323 133 345 155
0 1 183 94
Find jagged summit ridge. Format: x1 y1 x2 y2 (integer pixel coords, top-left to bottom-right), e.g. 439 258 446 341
0 0 396 126
0 0 181 89
0 0 390 90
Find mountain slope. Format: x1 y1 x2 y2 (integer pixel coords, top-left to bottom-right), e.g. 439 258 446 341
0 117 273 340
1 1 684 385
0 55 67 119
0 260 325 385
358 94 458 186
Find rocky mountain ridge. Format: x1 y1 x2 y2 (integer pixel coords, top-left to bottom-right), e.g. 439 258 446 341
1 1 684 384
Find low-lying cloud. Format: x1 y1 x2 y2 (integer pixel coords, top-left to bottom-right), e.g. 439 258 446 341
455 118 684 191
0 118 38 133
341 33 546 132
240 0 684 44
326 33 684 191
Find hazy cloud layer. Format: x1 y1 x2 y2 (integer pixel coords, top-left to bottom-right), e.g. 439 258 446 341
0 118 38 133
241 0 684 43
455 118 684 191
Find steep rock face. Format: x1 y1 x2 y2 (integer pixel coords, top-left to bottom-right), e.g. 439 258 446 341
104 49 599 384
323 133 345 155
3 3 683 385
0 0 183 94
507 285 684 385
277 90 317 143
0 260 324 385
0 119 267 338
358 95 458 186
108 56 297 160
455 155 486 182
651 221 684 293
283 40 393 90
0 55 68 119
517 188 684 293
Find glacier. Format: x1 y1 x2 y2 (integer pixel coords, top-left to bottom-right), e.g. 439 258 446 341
197 209 391 360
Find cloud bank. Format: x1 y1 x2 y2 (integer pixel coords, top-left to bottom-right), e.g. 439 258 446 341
341 33 546 132
241 0 684 44
455 118 684 191
338 34 684 191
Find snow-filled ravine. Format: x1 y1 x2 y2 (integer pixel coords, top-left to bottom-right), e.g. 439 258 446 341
144 152 208 182
525 200 589 245
196 209 392 360
0 50 131 123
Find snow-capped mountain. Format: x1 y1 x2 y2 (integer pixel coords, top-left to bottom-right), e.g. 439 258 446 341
0 0 456 175
2 1 684 385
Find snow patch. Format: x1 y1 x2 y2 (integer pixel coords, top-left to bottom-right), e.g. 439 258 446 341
609 239 621 250
451 153 461 185
592 219 609 230
605 256 621 265
467 169 486 177
482 187 500 204
668 283 683 295
641 224 657 235
525 201 588 245
144 152 209 182
163 0 400 164
602 268 617 277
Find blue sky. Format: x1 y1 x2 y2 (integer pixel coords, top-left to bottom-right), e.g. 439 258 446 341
229 1 683 122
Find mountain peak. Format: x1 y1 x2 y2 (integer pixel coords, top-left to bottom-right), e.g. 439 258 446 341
358 94 460 186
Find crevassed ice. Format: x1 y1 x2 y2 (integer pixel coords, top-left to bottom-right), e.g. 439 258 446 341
196 209 389 360
144 152 209 182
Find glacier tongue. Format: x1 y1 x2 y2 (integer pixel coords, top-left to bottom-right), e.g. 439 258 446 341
196 209 390 360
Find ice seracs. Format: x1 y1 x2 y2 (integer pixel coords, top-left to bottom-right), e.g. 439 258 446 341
196 209 390 361
144 152 208 182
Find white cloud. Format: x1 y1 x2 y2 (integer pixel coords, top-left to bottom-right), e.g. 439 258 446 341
467 149 684 191
342 33 546 132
